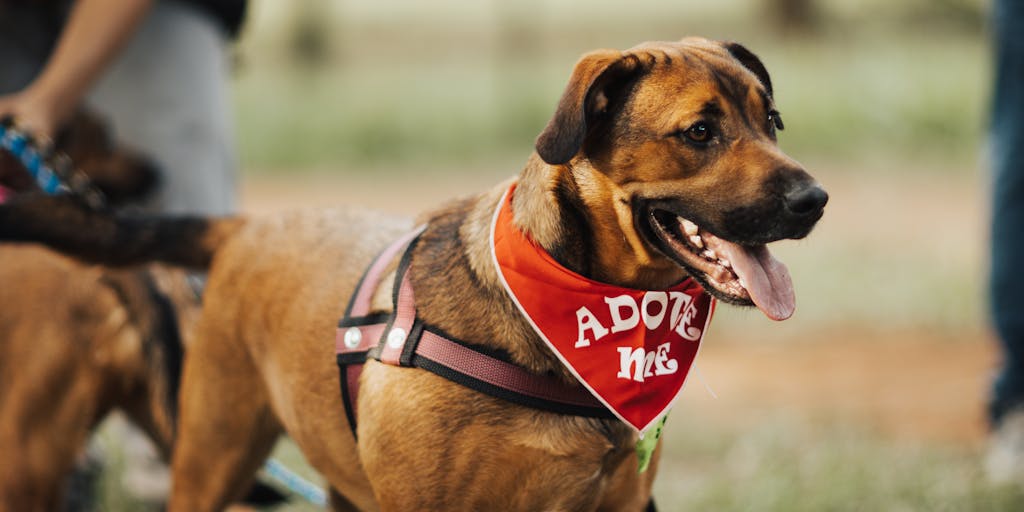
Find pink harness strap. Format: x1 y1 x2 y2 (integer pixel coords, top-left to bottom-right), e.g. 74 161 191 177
336 322 384 423
335 228 425 437
345 228 425 319
415 330 602 407
377 270 416 366
335 228 612 439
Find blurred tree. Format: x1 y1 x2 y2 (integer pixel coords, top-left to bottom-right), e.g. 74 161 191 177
287 0 333 69
492 0 550 146
494 0 543 61
912 0 985 34
767 0 819 35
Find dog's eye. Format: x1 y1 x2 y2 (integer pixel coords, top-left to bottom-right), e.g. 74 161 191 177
683 122 711 144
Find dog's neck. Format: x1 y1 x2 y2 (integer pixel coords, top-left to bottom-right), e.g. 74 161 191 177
510 155 592 277
412 153 685 382
511 154 686 290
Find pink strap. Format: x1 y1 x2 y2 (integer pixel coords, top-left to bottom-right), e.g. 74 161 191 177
384 265 604 409
379 271 417 365
416 331 602 407
345 365 363 416
335 323 386 355
348 227 424 317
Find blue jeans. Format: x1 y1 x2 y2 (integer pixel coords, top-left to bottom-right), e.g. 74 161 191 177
990 0 1024 423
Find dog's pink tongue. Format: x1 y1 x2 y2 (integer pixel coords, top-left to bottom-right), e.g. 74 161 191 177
715 240 795 321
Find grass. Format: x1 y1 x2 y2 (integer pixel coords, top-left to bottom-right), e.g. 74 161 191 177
654 415 1024 511
251 416 1024 511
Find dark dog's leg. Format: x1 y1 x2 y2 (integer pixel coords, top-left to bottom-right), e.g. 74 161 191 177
329 488 362 512
239 481 289 507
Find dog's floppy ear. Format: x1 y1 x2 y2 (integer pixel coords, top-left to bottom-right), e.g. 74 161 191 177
535 50 644 165
722 42 773 98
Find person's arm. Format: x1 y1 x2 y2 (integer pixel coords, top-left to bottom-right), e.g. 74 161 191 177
0 0 153 138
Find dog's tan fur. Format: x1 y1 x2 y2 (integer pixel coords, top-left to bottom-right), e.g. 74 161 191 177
0 247 196 511
0 38 826 511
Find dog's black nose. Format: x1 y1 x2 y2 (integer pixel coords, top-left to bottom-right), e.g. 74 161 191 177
784 183 828 215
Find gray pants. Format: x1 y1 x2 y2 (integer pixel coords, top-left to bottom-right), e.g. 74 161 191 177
0 0 237 215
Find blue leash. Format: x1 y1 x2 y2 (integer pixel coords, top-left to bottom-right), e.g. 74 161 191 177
262 459 328 507
3 117 329 508
0 116 104 208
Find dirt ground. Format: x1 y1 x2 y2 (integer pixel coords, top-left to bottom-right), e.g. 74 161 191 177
682 329 995 446
241 167 994 450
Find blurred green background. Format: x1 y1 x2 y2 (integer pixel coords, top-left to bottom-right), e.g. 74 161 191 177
234 0 987 172
107 0 1024 510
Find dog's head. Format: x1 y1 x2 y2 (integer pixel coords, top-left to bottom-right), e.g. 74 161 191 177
534 38 827 320
0 110 159 204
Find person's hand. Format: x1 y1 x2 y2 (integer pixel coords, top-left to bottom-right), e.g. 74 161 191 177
0 86 64 141
0 0 154 141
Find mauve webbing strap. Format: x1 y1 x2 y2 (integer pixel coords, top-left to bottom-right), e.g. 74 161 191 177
335 227 420 438
389 266 603 409
378 270 417 365
348 227 424 318
415 331 603 408
335 324 385 355
345 365 362 412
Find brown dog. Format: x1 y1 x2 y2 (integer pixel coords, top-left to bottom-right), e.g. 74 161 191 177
0 252 194 511
0 111 176 510
0 38 827 511
0 113 283 511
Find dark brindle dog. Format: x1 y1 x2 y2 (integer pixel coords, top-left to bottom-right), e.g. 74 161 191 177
0 110 171 510
0 38 826 511
0 251 193 511
0 112 282 511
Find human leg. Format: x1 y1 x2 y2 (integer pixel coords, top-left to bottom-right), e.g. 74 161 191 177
987 0 1024 484
990 0 1024 425
88 1 237 216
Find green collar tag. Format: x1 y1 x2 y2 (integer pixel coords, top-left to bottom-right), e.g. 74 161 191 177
635 414 668 473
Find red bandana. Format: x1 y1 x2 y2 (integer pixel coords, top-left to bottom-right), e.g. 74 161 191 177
490 185 715 433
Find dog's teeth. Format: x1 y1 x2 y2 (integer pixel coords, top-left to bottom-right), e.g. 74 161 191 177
689 235 704 249
680 219 699 236
701 249 717 260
